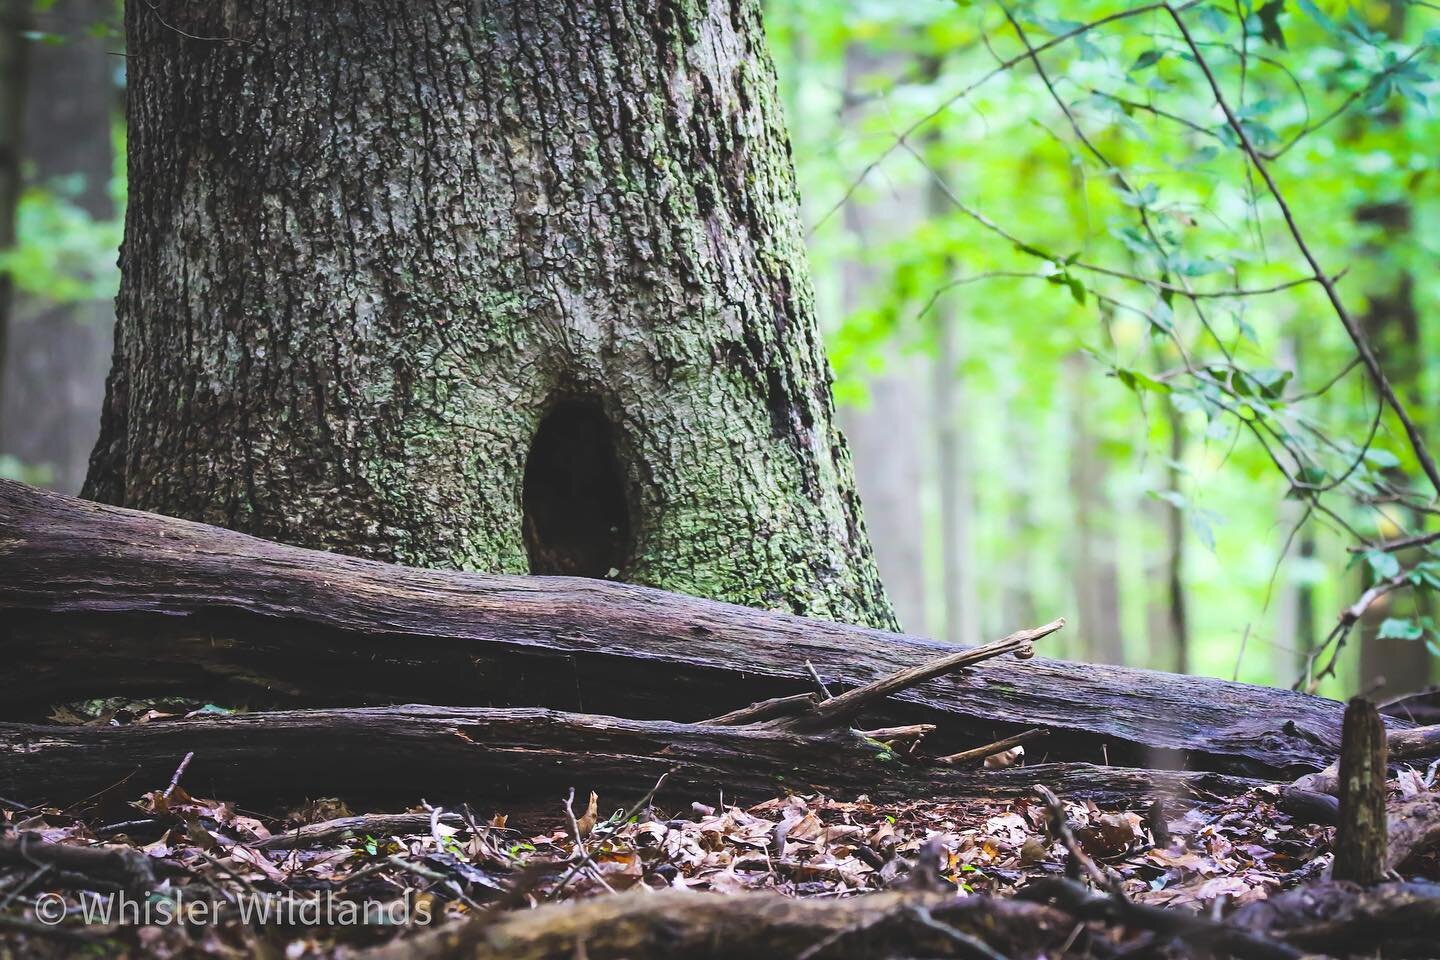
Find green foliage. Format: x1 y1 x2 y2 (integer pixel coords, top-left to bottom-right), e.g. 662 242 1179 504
768 0 1440 691
0 183 121 304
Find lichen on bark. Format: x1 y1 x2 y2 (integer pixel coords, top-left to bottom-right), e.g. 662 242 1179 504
87 0 897 630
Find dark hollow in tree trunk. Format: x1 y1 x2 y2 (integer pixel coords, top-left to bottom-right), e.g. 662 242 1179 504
0 480 1372 780
522 399 631 579
0 706 1266 818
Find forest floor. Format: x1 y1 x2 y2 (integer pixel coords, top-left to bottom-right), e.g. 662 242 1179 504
2 699 1438 959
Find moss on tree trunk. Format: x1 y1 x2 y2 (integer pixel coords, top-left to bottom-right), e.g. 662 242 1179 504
87 0 895 629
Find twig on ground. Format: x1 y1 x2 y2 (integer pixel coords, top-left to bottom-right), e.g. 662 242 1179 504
937 729 1049 767
255 813 466 851
162 751 194 801
1032 785 1116 894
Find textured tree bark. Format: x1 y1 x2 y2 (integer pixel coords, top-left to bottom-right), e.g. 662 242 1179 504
85 0 895 629
1332 697 1387 885
0 480 1368 778
367 889 1081 960
0 0 115 495
0 705 1266 813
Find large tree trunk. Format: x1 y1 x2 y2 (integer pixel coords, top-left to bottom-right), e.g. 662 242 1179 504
0 0 115 495
86 0 895 630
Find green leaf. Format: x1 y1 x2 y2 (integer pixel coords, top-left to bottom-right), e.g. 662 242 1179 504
1377 617 1423 641
1363 448 1400 469
1152 489 1187 509
1365 550 1401 581
1129 49 1165 72
1116 368 1170 394
1189 511 1217 553
1410 561 1440 591
1296 0 1335 32
1196 5 1230 34
1244 368 1292 400
1255 0 1287 48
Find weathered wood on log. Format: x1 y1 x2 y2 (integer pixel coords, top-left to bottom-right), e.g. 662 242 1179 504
1231 880 1440 956
0 834 156 894
371 882 1440 960
1386 794 1440 874
1289 722 1440 797
0 481 1361 777
0 706 1265 815
363 888 1082 960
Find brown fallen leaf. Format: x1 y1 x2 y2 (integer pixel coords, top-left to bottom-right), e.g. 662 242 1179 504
985 745 1025 770
576 791 599 838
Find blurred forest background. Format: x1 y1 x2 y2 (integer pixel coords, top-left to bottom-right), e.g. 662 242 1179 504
1 0 1437 698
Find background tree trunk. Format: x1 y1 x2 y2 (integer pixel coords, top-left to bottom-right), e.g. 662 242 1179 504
833 45 928 634
0 0 28 435
927 133 979 650
87 0 895 629
1065 353 1124 664
1351 0 1434 696
0 0 115 494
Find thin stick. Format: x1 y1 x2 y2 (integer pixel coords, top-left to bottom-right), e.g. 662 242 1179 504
701 692 818 727
547 769 674 902
162 751 194 801
936 729 1049 766
855 724 936 745
1348 530 1440 555
805 660 834 699
782 619 1065 732
1033 785 1118 894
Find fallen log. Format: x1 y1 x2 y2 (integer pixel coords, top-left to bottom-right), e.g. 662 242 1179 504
1232 880 1440 956
1387 794 1440 874
369 881 1440 960
1288 722 1440 796
0 706 1265 815
0 480 1358 777
363 888 1083 960
0 834 156 894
